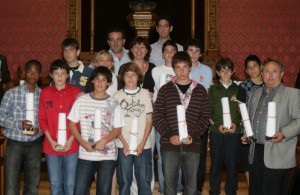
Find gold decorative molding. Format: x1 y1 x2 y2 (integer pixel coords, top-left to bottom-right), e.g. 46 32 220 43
127 12 157 38
67 0 78 39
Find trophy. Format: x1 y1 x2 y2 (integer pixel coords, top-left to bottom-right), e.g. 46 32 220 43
23 93 35 135
239 103 257 143
56 113 67 150
128 117 138 155
177 105 190 142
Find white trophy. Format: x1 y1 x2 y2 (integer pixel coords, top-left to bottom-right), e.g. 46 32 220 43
239 103 256 143
57 113 67 150
177 105 189 142
24 93 35 135
94 108 102 142
128 117 138 155
266 102 276 140
221 97 232 132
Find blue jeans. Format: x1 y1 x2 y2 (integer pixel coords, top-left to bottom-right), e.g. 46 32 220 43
162 150 200 195
155 130 183 193
4 137 42 195
117 148 152 195
45 153 78 195
73 159 116 195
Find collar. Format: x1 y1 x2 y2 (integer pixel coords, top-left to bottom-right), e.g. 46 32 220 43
70 61 84 73
220 79 232 89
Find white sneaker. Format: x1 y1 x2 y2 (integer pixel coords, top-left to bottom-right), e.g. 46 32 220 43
177 192 183 195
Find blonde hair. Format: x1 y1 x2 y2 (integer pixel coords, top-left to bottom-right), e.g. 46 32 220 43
92 50 115 72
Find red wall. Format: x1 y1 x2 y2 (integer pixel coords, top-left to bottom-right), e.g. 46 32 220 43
0 0 68 79
218 0 300 86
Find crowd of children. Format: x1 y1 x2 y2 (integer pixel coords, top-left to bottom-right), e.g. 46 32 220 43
1 15 299 195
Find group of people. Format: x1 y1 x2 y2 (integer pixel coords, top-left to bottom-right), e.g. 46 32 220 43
0 14 299 195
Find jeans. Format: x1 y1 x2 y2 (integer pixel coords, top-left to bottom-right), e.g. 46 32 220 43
5 137 42 195
197 131 208 192
117 148 152 195
45 153 78 195
73 159 116 195
162 150 200 195
155 130 183 193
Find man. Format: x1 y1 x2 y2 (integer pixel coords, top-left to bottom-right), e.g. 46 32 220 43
107 26 131 75
0 54 10 104
149 15 183 67
242 58 300 195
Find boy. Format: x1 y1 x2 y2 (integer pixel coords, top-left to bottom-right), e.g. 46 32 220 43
62 38 93 92
236 54 263 185
208 58 241 195
184 38 212 194
153 51 210 195
0 60 43 195
68 66 125 195
152 40 183 194
38 59 82 195
184 38 212 91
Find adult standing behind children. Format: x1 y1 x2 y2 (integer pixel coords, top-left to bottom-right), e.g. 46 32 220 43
86 50 118 96
208 58 241 195
0 60 43 195
62 38 93 92
38 59 82 195
107 26 131 75
0 53 10 104
154 52 210 195
118 36 155 96
241 58 300 195
149 15 183 66
236 54 263 186
184 38 212 195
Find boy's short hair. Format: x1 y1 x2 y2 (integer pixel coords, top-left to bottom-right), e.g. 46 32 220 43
184 38 204 53
162 40 178 53
215 58 234 72
128 37 151 61
61 38 80 50
25 59 42 73
156 15 173 26
90 66 112 83
106 26 126 40
171 51 192 69
50 59 70 74
118 62 144 87
244 54 261 69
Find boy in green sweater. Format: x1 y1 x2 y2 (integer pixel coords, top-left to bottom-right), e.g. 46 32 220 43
208 58 241 195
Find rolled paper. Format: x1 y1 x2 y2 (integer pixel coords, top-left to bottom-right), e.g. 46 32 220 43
26 93 34 110
20 80 25 85
159 74 166 88
94 108 102 142
129 117 138 154
57 113 67 146
25 110 35 126
266 102 276 137
177 105 188 141
239 103 253 137
221 97 232 129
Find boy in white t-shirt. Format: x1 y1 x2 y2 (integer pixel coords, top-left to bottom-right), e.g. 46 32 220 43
68 66 125 195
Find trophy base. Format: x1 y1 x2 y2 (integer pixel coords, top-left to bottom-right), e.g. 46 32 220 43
128 151 137 155
247 136 257 144
23 130 34 135
265 136 273 141
179 137 192 143
55 145 65 150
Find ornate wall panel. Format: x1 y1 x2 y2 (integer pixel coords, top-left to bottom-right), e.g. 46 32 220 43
218 0 300 86
0 0 68 80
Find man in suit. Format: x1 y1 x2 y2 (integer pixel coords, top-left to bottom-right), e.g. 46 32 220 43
242 58 300 195
0 54 10 104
